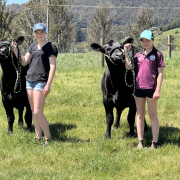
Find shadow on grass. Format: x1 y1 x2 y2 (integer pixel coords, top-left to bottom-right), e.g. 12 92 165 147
159 126 180 146
120 123 149 139
21 122 89 143
143 125 180 147
49 122 90 143
119 124 180 147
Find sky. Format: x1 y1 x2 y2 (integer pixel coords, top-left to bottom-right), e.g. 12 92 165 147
6 0 29 5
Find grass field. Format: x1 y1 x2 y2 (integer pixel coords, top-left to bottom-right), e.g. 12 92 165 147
0 51 180 179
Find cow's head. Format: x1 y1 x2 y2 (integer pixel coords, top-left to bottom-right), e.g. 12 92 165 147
0 36 25 61
90 37 134 65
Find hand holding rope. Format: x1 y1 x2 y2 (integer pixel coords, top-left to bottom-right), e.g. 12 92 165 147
124 45 135 97
11 41 22 93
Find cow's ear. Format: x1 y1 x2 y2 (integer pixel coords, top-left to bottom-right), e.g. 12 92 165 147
122 37 134 45
119 43 124 49
90 43 105 53
16 36 25 45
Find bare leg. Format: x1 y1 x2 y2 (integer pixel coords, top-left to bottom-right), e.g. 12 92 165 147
27 89 42 139
147 97 159 143
33 90 50 140
135 97 146 141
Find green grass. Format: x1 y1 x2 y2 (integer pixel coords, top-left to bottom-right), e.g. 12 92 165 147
0 51 180 179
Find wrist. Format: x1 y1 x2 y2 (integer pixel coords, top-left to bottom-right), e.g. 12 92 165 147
46 83 51 86
125 54 129 58
13 48 18 52
155 89 160 93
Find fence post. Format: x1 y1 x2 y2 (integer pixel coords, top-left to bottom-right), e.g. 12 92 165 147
100 37 105 68
0 0 2 39
46 0 50 39
168 35 171 58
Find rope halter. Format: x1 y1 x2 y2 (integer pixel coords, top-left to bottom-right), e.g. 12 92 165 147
124 46 135 97
10 41 22 93
104 47 124 66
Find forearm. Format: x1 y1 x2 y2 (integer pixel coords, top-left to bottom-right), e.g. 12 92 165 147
21 56 30 66
12 48 30 66
46 66 56 86
13 48 18 59
125 52 132 69
156 73 163 92
124 45 133 70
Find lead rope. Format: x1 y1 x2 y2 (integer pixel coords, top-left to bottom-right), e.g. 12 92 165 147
104 54 118 66
124 46 135 97
10 43 22 93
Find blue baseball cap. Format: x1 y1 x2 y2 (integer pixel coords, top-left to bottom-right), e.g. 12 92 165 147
33 23 47 33
138 30 154 41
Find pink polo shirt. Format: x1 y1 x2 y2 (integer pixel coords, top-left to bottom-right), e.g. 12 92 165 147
134 47 165 89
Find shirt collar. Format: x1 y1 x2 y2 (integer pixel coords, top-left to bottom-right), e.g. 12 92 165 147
142 46 157 58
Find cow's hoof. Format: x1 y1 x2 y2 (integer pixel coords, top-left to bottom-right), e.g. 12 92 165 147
26 127 32 132
104 134 111 139
18 121 23 126
113 126 119 130
129 132 135 137
8 130 13 134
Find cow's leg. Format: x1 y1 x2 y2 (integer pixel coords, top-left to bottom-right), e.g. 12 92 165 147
18 107 24 126
127 105 136 137
4 106 15 133
25 104 32 131
2 100 14 133
104 105 114 139
113 109 122 130
144 118 148 131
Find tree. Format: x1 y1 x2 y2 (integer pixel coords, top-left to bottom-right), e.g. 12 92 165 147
0 0 17 40
48 0 75 53
75 25 86 43
11 0 46 50
125 5 161 47
110 24 124 42
87 3 114 44
11 0 79 53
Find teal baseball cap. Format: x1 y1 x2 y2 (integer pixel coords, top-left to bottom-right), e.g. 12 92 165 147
138 30 154 41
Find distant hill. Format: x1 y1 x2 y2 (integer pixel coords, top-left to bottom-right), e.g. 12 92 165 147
157 28 180 39
74 0 180 27
5 3 25 13
153 27 180 51
5 0 180 28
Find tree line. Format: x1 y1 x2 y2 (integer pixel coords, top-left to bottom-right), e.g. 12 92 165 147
1 0 180 52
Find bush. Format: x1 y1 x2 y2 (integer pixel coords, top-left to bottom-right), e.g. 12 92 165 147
175 30 179 34
76 42 90 53
158 31 163 35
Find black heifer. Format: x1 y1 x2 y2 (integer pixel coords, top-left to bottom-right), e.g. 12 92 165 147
91 38 147 138
0 37 32 133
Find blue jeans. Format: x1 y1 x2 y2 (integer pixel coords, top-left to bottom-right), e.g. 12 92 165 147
26 80 47 91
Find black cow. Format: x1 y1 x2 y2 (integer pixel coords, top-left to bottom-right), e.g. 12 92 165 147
91 38 147 138
0 37 32 133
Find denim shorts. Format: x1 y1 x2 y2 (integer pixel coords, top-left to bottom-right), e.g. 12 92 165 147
26 80 47 91
135 89 155 98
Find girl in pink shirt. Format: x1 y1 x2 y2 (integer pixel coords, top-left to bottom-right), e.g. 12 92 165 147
125 30 165 149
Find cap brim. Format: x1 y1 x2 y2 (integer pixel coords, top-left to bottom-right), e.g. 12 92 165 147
138 37 152 41
34 29 47 33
